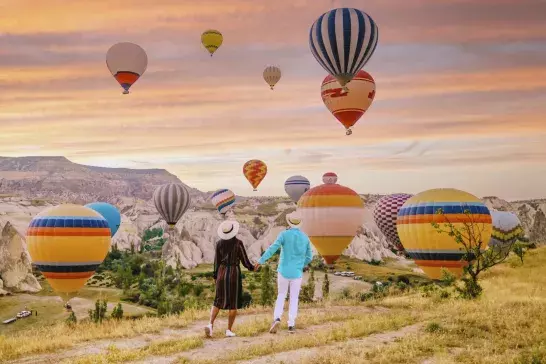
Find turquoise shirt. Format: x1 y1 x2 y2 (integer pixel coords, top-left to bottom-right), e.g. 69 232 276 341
258 228 313 279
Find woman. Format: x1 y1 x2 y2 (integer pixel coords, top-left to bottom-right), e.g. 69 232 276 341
205 220 255 338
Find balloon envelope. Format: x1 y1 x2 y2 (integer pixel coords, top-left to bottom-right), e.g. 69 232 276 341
85 202 121 237
243 160 267 191
284 175 310 203
153 183 192 227
373 194 413 252
489 210 524 252
106 42 148 94
211 189 236 215
26 204 111 293
201 29 223 56
309 8 379 88
321 70 376 134
263 66 282 90
397 188 492 279
322 172 338 184
298 176 365 264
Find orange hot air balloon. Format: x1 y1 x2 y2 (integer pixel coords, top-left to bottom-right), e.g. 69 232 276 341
321 69 376 136
243 159 267 191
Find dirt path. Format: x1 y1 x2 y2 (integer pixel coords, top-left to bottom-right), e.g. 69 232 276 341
240 323 424 364
6 306 373 364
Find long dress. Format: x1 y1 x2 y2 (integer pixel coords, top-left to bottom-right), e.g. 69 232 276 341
213 237 255 310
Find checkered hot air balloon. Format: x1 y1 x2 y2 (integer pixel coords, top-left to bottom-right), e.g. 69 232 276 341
309 8 379 92
397 188 492 279
298 174 365 264
243 159 267 191
373 194 413 252
211 188 236 216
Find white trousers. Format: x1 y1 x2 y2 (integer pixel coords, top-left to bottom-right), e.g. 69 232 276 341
274 274 303 327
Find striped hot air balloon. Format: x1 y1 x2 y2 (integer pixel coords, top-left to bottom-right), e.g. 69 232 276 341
263 65 282 90
284 175 310 204
321 69 376 135
322 172 338 184
26 204 112 294
309 8 379 91
153 183 192 228
397 188 492 279
201 29 223 56
373 193 413 252
243 159 267 191
106 42 148 94
489 210 525 253
298 175 365 264
211 188 236 216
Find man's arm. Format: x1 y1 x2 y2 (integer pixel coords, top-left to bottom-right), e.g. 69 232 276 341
258 232 284 265
304 237 313 266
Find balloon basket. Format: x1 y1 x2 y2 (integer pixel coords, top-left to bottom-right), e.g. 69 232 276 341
253 188 257 192
345 128 352 136
122 90 129 95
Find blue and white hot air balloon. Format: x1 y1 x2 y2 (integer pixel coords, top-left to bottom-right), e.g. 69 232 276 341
284 175 310 204
309 8 379 91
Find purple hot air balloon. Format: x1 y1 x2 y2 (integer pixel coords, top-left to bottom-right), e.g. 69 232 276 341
373 193 413 252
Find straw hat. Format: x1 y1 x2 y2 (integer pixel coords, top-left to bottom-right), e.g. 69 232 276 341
217 220 240 240
286 211 303 228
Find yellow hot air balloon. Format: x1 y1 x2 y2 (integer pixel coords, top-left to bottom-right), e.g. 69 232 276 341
243 159 267 191
396 188 492 279
201 29 223 56
26 204 112 295
263 65 281 90
297 174 365 264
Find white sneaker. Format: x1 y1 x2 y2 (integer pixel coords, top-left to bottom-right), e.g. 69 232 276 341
204 324 213 338
225 329 236 337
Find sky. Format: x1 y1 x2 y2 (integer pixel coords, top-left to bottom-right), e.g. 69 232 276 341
0 0 545 200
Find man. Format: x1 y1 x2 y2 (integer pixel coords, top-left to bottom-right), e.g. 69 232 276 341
255 211 313 334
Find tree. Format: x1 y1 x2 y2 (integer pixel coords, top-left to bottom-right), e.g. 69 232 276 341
300 268 316 303
260 265 275 307
322 272 330 299
431 208 524 299
65 311 77 327
111 303 124 320
88 299 108 323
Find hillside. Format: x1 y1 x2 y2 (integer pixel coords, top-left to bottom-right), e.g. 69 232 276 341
1 247 544 364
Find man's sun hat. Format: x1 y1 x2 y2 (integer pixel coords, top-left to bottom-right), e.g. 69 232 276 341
217 220 240 240
286 211 303 228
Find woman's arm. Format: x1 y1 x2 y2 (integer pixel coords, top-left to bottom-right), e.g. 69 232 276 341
237 240 255 271
213 241 220 279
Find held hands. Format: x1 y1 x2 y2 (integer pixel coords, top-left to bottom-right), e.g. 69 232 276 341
254 263 261 271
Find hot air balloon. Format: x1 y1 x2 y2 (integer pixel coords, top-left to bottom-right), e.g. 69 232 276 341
373 193 413 252
85 202 121 238
322 172 338 184
201 29 223 56
263 66 282 90
243 159 267 191
153 183 192 229
397 188 492 279
106 42 148 94
298 174 365 264
26 204 111 295
321 70 376 135
489 210 525 253
284 175 310 204
309 8 379 92
211 189 236 216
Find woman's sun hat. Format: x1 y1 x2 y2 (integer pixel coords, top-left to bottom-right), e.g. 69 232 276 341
286 211 303 228
217 220 240 240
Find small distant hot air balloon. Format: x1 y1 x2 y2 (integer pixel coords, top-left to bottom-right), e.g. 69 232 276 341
322 172 338 184
85 202 121 238
26 204 111 295
211 189 236 216
397 188 492 279
153 183 192 229
263 66 282 90
373 194 413 252
201 29 223 56
106 42 148 94
489 210 525 253
321 70 376 135
309 8 379 92
284 175 310 204
243 159 267 191
298 174 365 264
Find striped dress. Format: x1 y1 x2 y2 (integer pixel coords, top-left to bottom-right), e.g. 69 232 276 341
213 237 255 310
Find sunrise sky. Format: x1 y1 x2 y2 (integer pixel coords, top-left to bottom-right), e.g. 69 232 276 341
0 0 545 200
